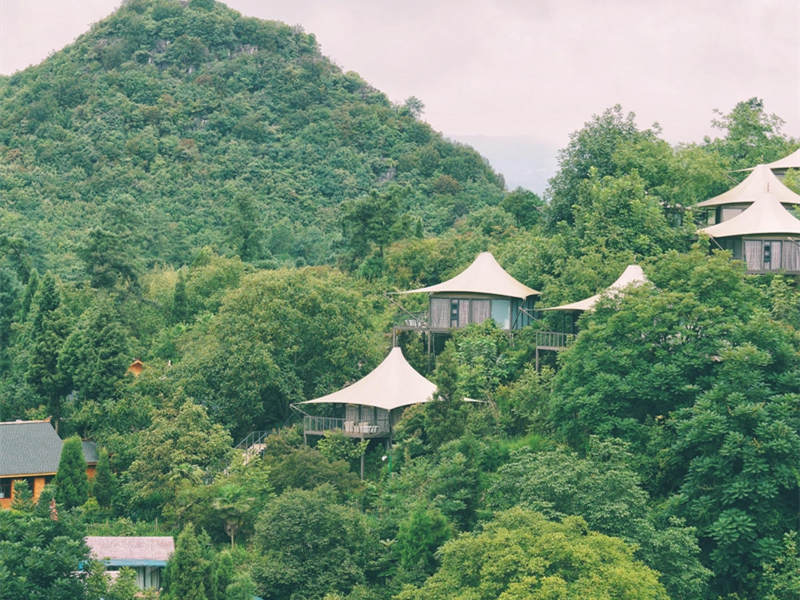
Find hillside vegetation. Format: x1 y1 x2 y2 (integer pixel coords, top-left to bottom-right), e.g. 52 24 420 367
1 1 800 599
0 0 504 277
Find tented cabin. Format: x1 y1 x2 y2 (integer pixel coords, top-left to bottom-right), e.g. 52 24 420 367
294 347 436 446
699 186 800 274
397 252 540 334
695 165 800 226
534 265 648 367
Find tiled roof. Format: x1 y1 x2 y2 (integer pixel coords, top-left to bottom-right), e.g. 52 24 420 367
86 537 175 564
0 420 62 477
0 420 100 476
82 441 99 465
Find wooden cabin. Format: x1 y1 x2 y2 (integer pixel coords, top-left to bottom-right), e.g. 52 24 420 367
396 252 540 337
699 173 800 274
695 165 800 226
0 419 97 509
85 536 174 591
127 359 145 376
535 265 648 368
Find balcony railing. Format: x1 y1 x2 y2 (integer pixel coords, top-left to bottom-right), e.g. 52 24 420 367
303 415 390 437
535 331 576 350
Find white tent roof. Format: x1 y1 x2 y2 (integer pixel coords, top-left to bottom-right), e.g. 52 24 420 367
297 347 436 411
700 189 800 238
541 265 648 312
695 164 800 208
400 252 540 299
761 147 800 171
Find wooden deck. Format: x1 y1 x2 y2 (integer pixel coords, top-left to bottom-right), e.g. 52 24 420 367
303 415 390 439
535 331 576 351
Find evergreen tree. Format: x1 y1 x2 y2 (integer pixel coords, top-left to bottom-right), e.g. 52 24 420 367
20 268 39 321
55 436 88 509
172 270 189 324
225 572 257 600
211 550 235 600
0 267 20 371
10 479 33 512
26 272 70 423
163 523 209 600
57 296 129 402
93 448 114 508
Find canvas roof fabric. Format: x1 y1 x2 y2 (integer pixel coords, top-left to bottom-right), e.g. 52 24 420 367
297 347 436 411
541 265 648 312
695 164 800 208
0 420 63 477
86 536 175 567
761 147 800 171
400 252 540 299
700 189 800 238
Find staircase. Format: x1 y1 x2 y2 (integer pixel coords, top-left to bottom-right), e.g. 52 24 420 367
234 431 271 466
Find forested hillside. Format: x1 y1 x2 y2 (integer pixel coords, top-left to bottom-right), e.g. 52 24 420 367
2 1 800 599
0 0 504 277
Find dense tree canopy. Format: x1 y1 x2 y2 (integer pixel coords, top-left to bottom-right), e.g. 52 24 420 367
1 2 800 598
395 508 670 600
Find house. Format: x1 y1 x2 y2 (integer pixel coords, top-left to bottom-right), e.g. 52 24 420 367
695 164 800 226
699 183 800 273
0 419 98 509
394 252 540 353
292 346 436 475
127 359 145 376
534 265 648 367
85 536 174 591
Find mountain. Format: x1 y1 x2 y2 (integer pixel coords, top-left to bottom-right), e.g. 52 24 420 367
0 0 505 277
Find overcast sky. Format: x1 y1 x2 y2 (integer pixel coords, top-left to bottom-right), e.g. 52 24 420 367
1 0 798 191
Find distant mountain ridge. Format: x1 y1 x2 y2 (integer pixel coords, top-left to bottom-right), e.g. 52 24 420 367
0 0 505 276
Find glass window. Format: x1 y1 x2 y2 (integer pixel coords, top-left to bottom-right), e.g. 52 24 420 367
0 478 11 499
491 299 511 329
471 300 491 324
430 298 450 329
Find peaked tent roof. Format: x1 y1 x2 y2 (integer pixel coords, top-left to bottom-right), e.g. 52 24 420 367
695 164 800 208
297 347 436 411
700 189 800 238
541 265 648 312
760 147 800 171
400 252 539 299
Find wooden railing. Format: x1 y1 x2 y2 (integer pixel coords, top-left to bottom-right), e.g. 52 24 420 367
535 331 576 350
303 415 390 436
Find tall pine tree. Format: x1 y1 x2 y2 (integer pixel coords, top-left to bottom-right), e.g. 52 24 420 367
26 273 70 424
93 448 114 509
55 436 88 509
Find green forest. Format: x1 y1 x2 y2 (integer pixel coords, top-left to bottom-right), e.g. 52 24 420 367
1 1 800 599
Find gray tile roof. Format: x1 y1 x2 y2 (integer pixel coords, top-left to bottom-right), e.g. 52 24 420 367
82 440 98 465
0 420 62 477
0 420 99 477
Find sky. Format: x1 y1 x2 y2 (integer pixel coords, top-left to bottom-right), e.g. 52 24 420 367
1 0 799 192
